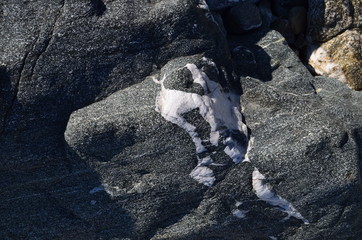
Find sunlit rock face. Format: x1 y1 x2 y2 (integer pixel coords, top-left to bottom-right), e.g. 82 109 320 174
308 29 362 90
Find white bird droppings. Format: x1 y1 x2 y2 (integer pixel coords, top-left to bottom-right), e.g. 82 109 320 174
252 168 309 224
155 57 249 186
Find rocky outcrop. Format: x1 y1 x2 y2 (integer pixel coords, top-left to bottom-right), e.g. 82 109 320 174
1 0 361 239
65 28 362 239
306 0 361 90
308 29 362 90
0 0 228 238
307 0 361 42
240 32 362 239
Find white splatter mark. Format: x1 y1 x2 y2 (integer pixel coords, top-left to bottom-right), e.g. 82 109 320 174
155 57 248 186
89 185 105 194
252 168 309 224
233 201 248 218
198 0 209 10
233 209 248 218
235 201 243 207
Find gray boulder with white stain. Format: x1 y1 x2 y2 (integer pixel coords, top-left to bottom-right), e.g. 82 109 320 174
241 30 362 239
1 1 362 240
0 0 228 238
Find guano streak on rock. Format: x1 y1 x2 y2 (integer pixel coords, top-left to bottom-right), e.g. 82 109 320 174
154 57 249 186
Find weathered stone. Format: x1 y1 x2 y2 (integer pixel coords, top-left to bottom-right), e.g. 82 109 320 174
224 2 262 34
211 12 227 36
241 32 362 240
0 1 229 239
271 18 296 44
308 29 362 90
307 0 360 42
231 46 257 77
288 6 307 35
1 0 362 239
0 0 228 181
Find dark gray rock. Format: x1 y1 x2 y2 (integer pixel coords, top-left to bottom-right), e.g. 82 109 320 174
65 30 362 239
271 18 296 44
1 0 361 240
224 2 262 34
211 12 227 36
65 77 208 239
307 0 360 42
0 0 227 181
0 0 229 239
241 31 362 239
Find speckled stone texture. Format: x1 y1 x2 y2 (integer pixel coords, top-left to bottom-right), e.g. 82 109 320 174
1 1 361 239
307 0 361 42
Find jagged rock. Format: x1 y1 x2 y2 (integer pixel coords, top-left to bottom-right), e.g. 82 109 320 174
271 18 296 44
307 0 361 42
0 0 228 238
224 2 262 34
308 29 362 90
241 30 362 239
231 46 257 77
66 30 362 239
211 12 227 36
1 1 362 240
0 0 228 174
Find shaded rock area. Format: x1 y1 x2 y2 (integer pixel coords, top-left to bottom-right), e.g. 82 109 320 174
1 0 362 240
223 1 262 34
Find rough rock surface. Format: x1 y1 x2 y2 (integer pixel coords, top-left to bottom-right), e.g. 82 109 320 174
240 32 362 240
1 1 362 240
308 29 362 90
0 0 227 238
307 0 361 42
224 2 262 34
